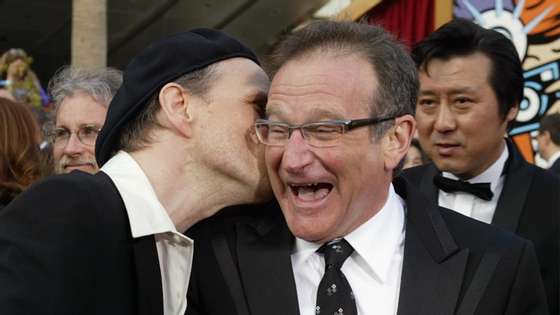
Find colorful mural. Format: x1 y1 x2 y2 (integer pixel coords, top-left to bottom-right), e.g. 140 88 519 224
454 0 560 163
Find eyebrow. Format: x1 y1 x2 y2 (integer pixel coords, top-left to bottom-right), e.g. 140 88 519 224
266 106 343 121
419 86 478 96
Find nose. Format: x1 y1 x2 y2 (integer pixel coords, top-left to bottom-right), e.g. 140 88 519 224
62 133 86 156
282 128 313 175
433 104 456 133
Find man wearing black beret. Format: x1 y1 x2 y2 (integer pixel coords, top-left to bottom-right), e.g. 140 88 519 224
0 29 271 315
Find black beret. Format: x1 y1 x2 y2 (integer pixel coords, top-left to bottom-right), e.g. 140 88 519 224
95 28 259 166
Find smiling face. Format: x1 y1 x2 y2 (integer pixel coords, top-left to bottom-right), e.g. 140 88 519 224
53 92 107 174
265 52 393 243
416 53 517 179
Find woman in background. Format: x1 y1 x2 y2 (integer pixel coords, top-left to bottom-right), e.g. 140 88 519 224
0 97 45 209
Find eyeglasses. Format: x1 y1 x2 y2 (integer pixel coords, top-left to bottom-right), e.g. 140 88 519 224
49 125 101 147
254 116 395 148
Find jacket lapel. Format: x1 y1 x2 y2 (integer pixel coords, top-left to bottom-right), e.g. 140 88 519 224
395 178 468 315
236 204 300 315
418 163 440 205
132 235 164 315
491 140 533 231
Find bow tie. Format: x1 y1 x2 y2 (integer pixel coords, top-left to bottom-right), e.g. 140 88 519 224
433 175 494 201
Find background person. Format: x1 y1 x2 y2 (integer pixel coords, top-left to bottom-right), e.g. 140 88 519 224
403 18 559 313
403 138 427 169
537 113 560 176
47 66 122 174
0 97 46 208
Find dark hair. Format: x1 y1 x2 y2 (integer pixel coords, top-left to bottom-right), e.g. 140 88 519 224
0 97 44 199
269 20 418 138
539 113 560 145
412 18 523 121
118 64 218 152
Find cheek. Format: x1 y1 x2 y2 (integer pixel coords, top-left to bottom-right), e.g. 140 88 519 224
85 146 96 157
415 115 433 135
53 146 64 160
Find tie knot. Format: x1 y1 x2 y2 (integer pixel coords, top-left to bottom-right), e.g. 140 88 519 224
318 239 354 269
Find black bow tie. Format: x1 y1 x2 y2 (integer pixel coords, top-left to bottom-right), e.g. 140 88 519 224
433 175 494 201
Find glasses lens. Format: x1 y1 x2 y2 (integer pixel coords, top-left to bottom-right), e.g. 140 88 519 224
77 126 100 146
52 128 70 145
304 123 343 147
255 122 289 146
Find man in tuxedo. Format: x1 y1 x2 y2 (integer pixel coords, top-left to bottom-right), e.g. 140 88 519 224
0 29 271 314
187 20 549 315
538 113 560 176
403 19 559 313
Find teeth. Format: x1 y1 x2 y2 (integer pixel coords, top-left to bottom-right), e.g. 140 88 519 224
291 183 331 201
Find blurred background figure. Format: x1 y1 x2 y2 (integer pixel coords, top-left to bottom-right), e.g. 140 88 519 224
537 113 560 176
403 138 427 169
0 97 46 209
0 48 49 109
47 66 122 174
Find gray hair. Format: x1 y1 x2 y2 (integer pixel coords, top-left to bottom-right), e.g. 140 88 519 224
48 66 123 112
117 63 219 153
269 20 418 138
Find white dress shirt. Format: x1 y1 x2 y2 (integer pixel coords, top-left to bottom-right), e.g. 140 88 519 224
102 151 194 315
438 143 509 224
546 151 560 169
291 185 406 315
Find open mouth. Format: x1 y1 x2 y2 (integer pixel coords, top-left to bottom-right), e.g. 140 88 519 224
289 182 333 202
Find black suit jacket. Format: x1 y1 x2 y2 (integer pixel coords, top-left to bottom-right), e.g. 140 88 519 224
0 171 164 315
186 177 549 315
549 158 560 177
403 140 560 314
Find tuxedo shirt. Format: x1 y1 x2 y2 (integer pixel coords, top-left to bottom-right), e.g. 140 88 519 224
291 185 405 315
102 151 193 315
438 144 508 224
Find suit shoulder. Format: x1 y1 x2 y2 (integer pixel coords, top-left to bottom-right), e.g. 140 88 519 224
401 163 433 184
0 171 120 231
438 206 529 251
187 199 281 238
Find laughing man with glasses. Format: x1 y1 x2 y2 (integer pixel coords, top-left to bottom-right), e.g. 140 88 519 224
186 20 549 315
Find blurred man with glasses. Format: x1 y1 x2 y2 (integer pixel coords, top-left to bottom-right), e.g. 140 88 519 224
48 66 122 174
187 21 548 315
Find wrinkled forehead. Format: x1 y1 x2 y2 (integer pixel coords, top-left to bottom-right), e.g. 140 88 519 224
56 92 108 127
267 52 376 121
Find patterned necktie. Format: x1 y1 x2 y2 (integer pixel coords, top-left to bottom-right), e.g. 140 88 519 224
433 175 494 201
315 238 357 315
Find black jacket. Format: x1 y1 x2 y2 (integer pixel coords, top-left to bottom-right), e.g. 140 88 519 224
403 140 560 314
0 171 163 315
186 177 549 315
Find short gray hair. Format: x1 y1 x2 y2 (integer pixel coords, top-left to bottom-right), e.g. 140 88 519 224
117 63 219 153
269 20 418 138
48 66 123 112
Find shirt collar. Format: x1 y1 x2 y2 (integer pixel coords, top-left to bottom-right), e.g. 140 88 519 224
101 151 178 238
547 151 560 168
291 184 406 283
442 141 509 193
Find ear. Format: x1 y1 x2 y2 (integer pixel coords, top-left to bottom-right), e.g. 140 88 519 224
158 82 193 138
506 105 519 123
382 114 416 171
